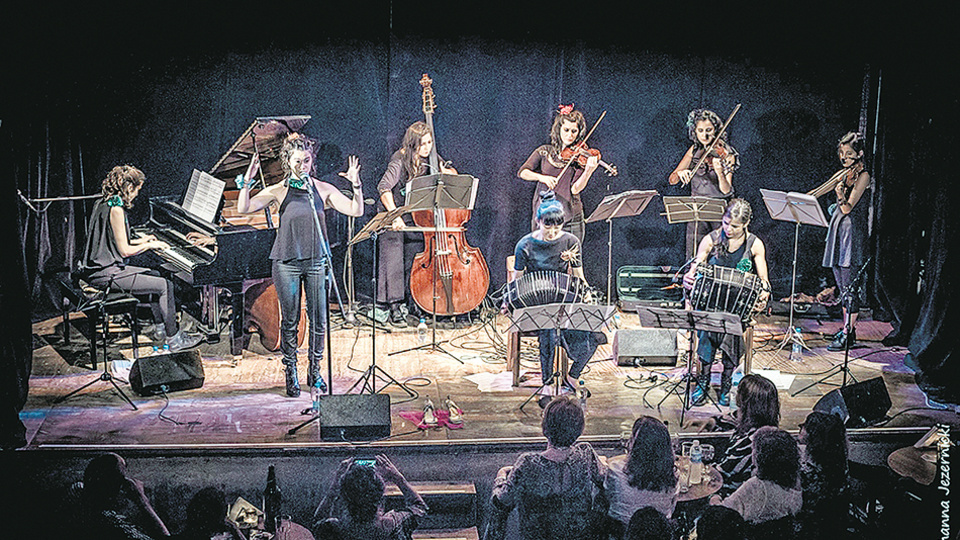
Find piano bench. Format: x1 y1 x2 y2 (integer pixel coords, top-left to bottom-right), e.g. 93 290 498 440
58 276 141 371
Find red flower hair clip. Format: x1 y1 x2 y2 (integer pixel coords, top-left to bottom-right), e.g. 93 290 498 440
558 103 575 116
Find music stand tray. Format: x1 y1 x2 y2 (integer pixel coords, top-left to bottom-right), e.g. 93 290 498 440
760 189 828 355
506 303 615 411
661 196 727 225
636 306 740 423
586 190 659 305
405 173 478 211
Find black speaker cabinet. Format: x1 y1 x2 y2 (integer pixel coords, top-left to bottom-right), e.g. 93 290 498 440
613 328 678 366
129 350 204 396
813 377 891 428
319 394 391 441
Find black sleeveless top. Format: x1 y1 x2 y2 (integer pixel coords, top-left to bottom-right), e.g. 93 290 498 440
270 184 327 261
708 230 757 274
80 198 128 273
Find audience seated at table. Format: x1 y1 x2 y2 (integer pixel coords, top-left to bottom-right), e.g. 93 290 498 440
169 486 244 540
714 374 780 496
695 505 746 540
603 415 678 531
76 452 171 540
485 395 607 540
314 454 427 540
798 411 851 538
712 427 802 532
623 507 673 540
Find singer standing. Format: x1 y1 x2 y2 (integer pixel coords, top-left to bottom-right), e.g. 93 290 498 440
237 133 364 398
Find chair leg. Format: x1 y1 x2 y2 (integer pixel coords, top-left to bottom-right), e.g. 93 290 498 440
507 331 520 387
88 312 99 371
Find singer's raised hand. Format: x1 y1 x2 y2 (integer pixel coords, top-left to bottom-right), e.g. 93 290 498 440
245 152 261 182
339 155 362 188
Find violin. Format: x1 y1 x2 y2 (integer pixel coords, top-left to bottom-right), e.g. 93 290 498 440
560 142 618 176
807 161 864 199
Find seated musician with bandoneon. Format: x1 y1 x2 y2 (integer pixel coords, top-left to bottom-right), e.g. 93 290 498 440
511 194 600 398
682 198 770 407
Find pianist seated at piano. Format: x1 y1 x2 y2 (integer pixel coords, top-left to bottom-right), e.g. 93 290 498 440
235 133 364 398
79 165 204 352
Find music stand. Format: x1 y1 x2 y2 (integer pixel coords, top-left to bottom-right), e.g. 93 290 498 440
506 302 615 411
389 173 479 363
662 196 727 258
586 190 659 305
759 190 829 355
637 307 741 424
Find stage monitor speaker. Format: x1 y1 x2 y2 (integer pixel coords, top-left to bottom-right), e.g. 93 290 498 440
129 350 204 396
813 377 891 428
319 394 391 441
613 328 677 366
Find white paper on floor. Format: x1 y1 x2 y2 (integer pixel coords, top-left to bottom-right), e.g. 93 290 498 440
465 371 519 392
751 369 795 390
110 359 133 382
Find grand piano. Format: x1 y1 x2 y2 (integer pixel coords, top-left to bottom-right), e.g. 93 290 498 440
138 115 310 355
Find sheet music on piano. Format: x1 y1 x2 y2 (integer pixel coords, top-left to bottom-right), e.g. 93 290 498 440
182 169 225 225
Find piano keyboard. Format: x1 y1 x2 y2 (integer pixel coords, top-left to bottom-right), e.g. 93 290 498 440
135 228 215 272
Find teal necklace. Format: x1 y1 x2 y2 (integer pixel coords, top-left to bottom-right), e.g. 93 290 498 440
288 176 307 190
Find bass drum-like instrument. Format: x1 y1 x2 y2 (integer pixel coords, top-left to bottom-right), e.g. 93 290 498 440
689 264 766 323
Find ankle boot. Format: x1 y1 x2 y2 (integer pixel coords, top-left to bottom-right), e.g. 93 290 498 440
307 358 326 393
284 364 301 397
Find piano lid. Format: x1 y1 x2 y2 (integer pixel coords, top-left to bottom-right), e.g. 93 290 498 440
209 115 311 189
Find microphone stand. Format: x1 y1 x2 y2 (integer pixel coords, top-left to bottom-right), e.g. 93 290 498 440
792 257 871 396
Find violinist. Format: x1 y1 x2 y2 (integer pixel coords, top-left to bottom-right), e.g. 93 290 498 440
377 121 456 327
518 104 600 243
822 132 870 351
669 108 741 258
236 133 364 397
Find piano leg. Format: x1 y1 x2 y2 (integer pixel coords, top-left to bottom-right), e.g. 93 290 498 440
227 283 246 356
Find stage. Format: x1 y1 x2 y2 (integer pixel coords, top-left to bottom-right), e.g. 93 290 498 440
22 307 952 450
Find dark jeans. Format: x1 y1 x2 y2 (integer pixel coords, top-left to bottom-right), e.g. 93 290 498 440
538 329 598 382
697 330 736 396
272 258 327 368
87 265 177 337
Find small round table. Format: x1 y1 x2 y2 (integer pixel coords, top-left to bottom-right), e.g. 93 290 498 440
888 446 937 486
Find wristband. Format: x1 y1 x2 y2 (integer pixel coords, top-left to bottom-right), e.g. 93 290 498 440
235 174 247 190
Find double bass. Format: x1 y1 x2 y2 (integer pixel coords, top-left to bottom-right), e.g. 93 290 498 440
409 74 490 315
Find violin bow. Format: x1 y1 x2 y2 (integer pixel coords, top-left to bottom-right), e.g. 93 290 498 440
555 110 607 180
689 103 742 176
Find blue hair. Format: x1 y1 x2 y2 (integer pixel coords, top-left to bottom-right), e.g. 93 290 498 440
536 194 565 226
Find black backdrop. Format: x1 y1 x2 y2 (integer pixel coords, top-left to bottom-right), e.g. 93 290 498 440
2 3 958 446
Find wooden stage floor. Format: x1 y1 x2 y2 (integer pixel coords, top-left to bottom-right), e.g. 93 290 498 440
22 308 956 449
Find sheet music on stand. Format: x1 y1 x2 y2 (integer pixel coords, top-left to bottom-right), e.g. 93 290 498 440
585 190 659 223
405 173 478 211
506 303 616 334
636 306 742 337
758 189 828 228
181 169 226 225
661 196 727 224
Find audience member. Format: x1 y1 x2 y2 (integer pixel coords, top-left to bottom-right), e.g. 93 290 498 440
78 452 170 539
715 374 780 495
604 416 678 527
623 507 673 540
715 427 802 524
799 411 850 536
170 487 243 540
314 454 427 540
695 505 746 540
486 395 606 540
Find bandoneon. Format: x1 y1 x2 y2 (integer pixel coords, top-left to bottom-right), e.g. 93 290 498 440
505 270 587 311
689 264 765 322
